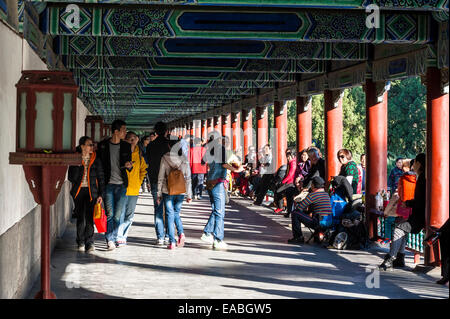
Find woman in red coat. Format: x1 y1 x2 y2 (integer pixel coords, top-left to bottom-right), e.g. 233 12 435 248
190 137 207 200
396 159 416 220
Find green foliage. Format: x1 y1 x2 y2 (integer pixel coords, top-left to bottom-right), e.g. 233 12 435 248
387 77 427 158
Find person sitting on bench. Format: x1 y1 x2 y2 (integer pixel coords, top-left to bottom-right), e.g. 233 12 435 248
288 176 332 244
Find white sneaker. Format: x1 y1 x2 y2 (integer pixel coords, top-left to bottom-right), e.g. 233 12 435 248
156 238 165 245
107 241 116 251
164 237 170 245
200 233 214 244
213 239 228 250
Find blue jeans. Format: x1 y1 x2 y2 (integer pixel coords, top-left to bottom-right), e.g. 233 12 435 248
117 195 139 243
163 194 185 244
150 183 167 240
204 182 226 241
104 183 128 243
192 173 205 197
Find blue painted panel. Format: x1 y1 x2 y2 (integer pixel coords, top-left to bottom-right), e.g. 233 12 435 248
154 57 241 67
177 12 301 32
388 58 407 75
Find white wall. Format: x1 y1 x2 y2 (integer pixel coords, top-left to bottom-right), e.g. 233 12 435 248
0 20 90 237
0 21 37 236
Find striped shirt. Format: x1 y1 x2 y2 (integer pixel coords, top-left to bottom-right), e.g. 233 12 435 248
297 191 332 216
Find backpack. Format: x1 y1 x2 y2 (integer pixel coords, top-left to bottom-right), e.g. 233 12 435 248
330 191 347 225
167 161 186 195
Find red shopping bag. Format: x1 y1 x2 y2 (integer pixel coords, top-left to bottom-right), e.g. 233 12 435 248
93 203 107 233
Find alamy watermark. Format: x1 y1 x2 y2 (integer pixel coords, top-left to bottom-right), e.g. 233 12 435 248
365 265 380 289
65 4 80 29
366 4 381 29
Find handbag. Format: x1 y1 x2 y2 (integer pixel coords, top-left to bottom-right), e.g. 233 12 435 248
167 167 186 195
206 179 219 191
93 203 107 233
384 193 399 217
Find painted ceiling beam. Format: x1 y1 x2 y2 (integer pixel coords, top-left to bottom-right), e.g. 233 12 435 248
73 69 298 81
43 5 434 43
56 37 368 60
77 79 285 88
63 56 325 73
79 86 256 95
31 0 450 10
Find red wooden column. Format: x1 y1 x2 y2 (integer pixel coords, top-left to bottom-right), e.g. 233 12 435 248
365 80 389 240
255 105 268 152
324 90 344 182
274 100 288 170
222 113 231 140
241 108 253 159
214 116 222 135
191 121 195 138
201 119 207 141
207 118 213 135
425 67 449 265
194 120 201 139
231 112 240 153
296 96 312 152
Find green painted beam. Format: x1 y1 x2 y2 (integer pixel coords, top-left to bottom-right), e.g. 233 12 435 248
64 56 325 73
34 0 450 11
45 5 434 43
57 37 368 60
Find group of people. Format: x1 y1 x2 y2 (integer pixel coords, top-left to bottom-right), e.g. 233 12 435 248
67 120 448 285
68 120 243 252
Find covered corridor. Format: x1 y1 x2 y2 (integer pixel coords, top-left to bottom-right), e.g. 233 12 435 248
27 193 448 299
0 0 448 300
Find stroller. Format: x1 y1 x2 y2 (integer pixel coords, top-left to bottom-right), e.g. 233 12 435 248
327 176 369 250
306 176 353 244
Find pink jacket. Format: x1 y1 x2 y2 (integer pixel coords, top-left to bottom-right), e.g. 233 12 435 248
282 159 297 185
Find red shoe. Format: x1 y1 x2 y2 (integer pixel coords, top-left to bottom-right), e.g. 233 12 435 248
274 208 284 214
177 234 185 247
167 243 176 250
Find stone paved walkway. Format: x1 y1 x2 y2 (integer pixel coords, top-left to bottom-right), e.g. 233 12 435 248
28 192 448 299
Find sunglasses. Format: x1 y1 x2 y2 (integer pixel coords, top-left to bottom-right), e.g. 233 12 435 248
338 155 346 159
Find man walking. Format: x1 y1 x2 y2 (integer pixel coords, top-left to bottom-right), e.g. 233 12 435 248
147 122 171 245
97 119 133 250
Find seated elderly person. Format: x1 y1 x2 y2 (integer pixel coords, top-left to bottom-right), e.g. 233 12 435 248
288 176 332 244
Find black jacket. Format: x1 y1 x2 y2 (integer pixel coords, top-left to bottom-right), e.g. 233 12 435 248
68 151 105 201
404 172 426 234
302 158 326 189
147 135 170 184
96 138 132 187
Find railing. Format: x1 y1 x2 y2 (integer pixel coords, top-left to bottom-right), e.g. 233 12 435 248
376 214 424 263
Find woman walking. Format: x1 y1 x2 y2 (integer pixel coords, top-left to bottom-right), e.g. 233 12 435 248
117 131 148 247
379 153 426 270
68 136 105 253
157 141 192 249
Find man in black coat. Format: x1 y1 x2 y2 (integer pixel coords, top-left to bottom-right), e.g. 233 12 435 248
146 121 171 245
96 119 133 250
301 148 326 190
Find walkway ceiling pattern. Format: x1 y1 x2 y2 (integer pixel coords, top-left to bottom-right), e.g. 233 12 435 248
4 1 449 128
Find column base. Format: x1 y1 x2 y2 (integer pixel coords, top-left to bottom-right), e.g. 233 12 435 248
35 290 57 299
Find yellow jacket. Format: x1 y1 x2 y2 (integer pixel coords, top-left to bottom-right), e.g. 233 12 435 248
126 146 148 196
